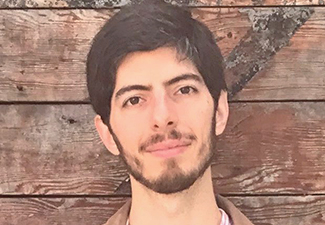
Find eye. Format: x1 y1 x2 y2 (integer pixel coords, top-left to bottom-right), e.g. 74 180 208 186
178 86 197 95
123 96 142 107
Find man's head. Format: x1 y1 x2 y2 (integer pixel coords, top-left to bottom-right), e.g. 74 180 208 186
87 0 229 194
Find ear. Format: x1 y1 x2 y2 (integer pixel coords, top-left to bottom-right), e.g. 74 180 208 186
94 115 120 155
215 90 229 136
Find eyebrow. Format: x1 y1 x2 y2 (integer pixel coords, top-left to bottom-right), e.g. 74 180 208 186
164 73 203 86
114 73 203 101
115 85 152 100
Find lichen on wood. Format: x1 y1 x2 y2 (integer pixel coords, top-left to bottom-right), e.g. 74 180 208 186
225 7 315 98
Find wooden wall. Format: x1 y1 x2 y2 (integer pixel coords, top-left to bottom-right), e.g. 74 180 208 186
0 0 324 224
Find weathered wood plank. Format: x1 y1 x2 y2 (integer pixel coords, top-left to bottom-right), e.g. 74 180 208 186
0 197 125 225
0 8 249 102
0 103 324 195
0 104 127 195
0 10 115 102
0 0 323 9
1 8 323 102
215 102 325 195
232 195 325 225
234 8 325 100
0 196 324 225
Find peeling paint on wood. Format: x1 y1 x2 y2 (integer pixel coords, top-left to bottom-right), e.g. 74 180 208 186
225 7 315 98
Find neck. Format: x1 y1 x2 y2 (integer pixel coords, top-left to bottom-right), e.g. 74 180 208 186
128 167 221 225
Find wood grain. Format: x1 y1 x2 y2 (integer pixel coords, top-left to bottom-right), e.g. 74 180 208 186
0 0 323 9
0 8 249 102
0 8 324 102
231 195 325 225
0 10 116 102
0 104 127 195
0 103 324 195
214 102 325 195
0 196 324 225
0 197 125 225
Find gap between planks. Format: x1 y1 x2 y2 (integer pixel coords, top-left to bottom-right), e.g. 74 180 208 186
1 193 325 198
0 5 325 10
1 99 325 105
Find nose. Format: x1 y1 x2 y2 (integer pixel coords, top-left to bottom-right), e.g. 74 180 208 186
151 94 177 131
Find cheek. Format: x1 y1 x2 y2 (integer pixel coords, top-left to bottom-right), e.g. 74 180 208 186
112 112 148 149
178 99 214 133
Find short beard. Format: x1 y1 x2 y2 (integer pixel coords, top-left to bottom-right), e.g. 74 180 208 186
108 117 217 195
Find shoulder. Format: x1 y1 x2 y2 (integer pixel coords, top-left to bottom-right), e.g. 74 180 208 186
216 195 254 225
102 199 131 225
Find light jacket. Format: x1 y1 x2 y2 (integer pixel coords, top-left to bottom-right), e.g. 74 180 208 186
103 195 254 225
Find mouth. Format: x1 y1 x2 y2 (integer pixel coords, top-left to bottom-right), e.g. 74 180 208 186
145 140 192 158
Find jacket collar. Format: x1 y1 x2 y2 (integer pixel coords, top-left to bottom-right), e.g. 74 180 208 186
103 195 253 225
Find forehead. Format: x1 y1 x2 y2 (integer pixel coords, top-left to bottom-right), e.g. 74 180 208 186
114 47 200 88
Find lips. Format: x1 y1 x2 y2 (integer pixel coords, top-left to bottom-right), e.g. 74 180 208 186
145 140 191 158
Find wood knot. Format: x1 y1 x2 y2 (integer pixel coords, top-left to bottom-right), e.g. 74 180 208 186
16 85 24 91
61 115 77 124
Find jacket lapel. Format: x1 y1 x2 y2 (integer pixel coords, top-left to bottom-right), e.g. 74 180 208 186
216 195 254 225
103 199 131 225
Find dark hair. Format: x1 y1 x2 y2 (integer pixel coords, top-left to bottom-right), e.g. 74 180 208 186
86 0 227 125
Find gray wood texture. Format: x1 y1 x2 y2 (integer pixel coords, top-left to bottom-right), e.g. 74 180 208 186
1 103 324 195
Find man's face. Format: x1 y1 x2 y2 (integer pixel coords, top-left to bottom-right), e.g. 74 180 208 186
109 47 216 194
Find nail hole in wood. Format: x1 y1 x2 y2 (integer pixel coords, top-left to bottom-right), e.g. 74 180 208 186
67 118 77 124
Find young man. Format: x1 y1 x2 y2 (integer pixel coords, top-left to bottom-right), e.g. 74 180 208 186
87 1 254 224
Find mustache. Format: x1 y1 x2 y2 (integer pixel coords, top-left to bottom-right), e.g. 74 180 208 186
139 129 197 152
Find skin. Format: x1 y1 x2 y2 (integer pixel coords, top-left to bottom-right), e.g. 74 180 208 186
95 47 229 225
